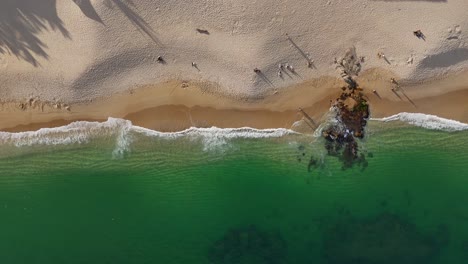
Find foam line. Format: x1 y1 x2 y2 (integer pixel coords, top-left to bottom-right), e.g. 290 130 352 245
131 125 297 139
0 118 298 149
371 112 468 132
0 118 131 147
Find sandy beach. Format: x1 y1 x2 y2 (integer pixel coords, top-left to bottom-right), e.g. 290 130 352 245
1 68 467 132
1 0 467 132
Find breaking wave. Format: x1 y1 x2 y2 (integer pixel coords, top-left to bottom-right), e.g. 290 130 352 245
132 125 297 152
1 113 466 158
372 112 468 132
0 118 298 157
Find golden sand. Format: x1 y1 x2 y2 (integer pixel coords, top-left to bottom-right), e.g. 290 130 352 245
1 69 467 132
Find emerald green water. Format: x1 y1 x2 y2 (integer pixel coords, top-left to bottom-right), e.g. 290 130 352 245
0 123 467 263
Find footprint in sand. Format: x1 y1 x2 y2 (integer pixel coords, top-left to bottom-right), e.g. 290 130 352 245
447 25 462 40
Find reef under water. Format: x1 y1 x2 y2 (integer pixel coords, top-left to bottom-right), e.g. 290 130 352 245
321 213 449 264
208 225 287 264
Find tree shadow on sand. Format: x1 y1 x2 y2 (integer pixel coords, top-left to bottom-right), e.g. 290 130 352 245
78 0 163 46
73 0 104 24
109 0 163 46
0 0 70 67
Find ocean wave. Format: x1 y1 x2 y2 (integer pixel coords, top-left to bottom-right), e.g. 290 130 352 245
0 118 133 158
131 125 296 139
0 118 131 146
132 125 298 152
0 118 298 155
371 112 468 132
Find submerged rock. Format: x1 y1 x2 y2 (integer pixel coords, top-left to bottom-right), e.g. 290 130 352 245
208 225 287 264
321 213 447 264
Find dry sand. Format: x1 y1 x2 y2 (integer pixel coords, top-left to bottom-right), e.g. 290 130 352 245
0 0 467 131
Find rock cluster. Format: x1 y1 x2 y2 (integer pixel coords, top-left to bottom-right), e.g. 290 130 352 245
319 49 370 170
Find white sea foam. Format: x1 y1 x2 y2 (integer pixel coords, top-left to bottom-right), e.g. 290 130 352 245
0 118 129 146
132 125 298 151
372 112 468 132
131 125 296 139
0 118 134 159
0 118 298 155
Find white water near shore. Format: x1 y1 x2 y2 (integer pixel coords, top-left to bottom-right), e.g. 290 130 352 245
0 118 299 158
371 112 468 132
1 113 466 150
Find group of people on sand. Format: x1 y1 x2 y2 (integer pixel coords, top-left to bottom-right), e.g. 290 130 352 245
374 30 425 94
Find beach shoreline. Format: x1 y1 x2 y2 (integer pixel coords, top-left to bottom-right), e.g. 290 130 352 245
1 0 467 133
1 68 467 133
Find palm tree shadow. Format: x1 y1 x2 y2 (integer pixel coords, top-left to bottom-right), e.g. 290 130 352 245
73 0 104 24
0 0 70 67
110 0 163 47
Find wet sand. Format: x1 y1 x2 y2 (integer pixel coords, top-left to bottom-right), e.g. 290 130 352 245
1 69 467 133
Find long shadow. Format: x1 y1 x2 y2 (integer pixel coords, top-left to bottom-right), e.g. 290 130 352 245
0 0 70 67
373 91 382 99
291 69 303 79
419 48 468 69
280 68 293 79
256 72 275 88
392 89 403 100
111 0 162 47
286 35 315 69
298 108 317 128
399 87 417 107
73 0 104 24
383 56 391 65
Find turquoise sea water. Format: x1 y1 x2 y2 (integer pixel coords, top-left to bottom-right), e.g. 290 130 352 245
0 118 467 263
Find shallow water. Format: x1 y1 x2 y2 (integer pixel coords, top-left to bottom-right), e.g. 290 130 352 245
0 120 467 263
